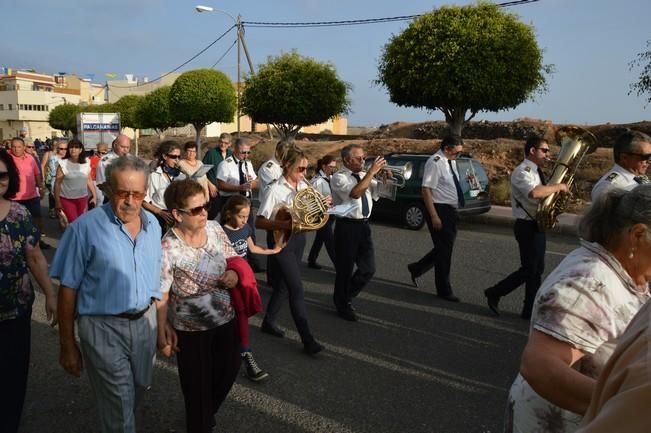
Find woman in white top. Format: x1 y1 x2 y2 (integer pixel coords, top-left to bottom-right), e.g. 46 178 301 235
53 139 96 223
177 141 217 200
307 155 337 269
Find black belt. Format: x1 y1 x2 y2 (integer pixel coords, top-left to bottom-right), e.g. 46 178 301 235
114 302 152 320
339 217 369 223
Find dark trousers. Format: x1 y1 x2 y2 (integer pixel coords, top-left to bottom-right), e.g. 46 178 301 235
0 313 31 433
176 320 241 433
333 219 375 309
410 204 458 296
265 232 315 344
208 195 227 221
307 217 336 265
486 219 546 316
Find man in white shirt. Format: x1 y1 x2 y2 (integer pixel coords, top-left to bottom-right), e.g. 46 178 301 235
591 130 651 201
484 136 568 319
330 144 386 321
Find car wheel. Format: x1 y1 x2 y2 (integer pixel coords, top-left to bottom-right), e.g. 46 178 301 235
404 203 425 230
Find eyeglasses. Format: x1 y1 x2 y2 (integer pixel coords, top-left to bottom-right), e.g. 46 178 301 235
58 147 68 151
0 171 9 181
112 190 146 200
26 145 35 149
239 151 251 155
98 151 108 155
327 165 337 170
178 202 210 216
166 154 180 160
537 148 551 153
296 166 308 173
625 152 651 161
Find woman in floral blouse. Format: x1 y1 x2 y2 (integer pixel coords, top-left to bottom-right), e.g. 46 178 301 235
506 184 651 433
155 179 240 433
0 149 57 433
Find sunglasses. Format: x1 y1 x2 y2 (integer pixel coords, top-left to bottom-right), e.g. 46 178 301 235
625 152 651 161
0 171 9 181
166 154 180 160
296 166 308 173
26 146 35 149
58 147 68 151
239 151 251 155
98 151 108 155
113 190 146 200
178 202 210 216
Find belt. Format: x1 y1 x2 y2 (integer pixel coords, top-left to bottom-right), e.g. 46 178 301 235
339 217 369 223
114 302 152 320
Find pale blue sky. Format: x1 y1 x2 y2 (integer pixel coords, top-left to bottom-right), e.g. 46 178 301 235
3 0 650 126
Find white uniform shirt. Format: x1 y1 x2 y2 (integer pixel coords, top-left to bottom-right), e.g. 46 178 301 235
421 150 460 207
511 159 543 220
59 159 91 199
311 170 332 197
216 156 257 198
95 150 119 185
331 167 379 219
591 164 640 202
145 166 186 210
257 157 283 205
257 176 309 219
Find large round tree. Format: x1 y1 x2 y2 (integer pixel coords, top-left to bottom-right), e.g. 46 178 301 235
136 86 180 134
48 103 80 135
169 69 236 153
241 51 350 138
377 3 549 136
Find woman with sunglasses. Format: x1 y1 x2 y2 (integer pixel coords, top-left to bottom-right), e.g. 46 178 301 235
53 138 97 224
255 146 325 356
0 149 57 433
143 140 185 233
156 179 241 433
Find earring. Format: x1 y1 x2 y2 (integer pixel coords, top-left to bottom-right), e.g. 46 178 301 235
629 248 635 259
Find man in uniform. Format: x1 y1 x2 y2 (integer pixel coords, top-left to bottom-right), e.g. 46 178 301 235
330 144 386 321
96 134 132 203
203 132 232 219
591 130 650 201
483 136 569 319
407 135 465 303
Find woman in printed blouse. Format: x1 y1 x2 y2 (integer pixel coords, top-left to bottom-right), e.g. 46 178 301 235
506 184 651 433
0 149 57 433
155 179 240 433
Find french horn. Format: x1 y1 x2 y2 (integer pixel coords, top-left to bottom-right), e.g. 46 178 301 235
272 186 330 248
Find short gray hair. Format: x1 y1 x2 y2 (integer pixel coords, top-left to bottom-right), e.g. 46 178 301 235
340 143 363 161
613 130 651 163
105 155 150 190
578 184 651 247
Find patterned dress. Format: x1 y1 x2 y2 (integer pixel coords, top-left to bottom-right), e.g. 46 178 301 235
0 202 39 322
506 241 650 433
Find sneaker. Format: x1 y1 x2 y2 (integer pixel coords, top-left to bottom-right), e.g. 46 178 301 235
242 352 269 382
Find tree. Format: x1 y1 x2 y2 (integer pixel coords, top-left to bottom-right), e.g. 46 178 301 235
135 86 180 134
241 51 350 138
377 3 549 136
630 39 651 105
48 103 79 135
112 95 144 129
169 68 236 153
83 103 115 113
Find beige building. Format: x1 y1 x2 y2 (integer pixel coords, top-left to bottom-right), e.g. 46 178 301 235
0 70 105 140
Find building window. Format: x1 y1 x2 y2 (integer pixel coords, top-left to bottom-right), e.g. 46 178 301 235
19 104 24 110
0 104 3 110
8 104 12 110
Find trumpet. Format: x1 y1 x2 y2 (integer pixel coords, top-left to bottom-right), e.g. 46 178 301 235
364 160 413 200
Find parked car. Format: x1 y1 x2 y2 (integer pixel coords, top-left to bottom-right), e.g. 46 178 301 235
367 153 491 230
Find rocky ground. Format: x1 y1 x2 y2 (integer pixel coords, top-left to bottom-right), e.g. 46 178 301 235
137 118 651 212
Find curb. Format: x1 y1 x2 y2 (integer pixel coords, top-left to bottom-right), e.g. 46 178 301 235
462 205 580 237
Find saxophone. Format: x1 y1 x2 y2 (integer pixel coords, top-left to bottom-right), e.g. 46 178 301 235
272 186 330 248
537 126 598 230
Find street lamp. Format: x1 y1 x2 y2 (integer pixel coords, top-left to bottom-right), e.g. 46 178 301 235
196 4 255 136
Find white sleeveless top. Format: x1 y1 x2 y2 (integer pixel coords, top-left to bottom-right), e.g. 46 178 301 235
59 159 91 199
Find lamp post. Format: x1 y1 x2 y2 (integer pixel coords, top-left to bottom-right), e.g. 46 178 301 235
196 4 256 137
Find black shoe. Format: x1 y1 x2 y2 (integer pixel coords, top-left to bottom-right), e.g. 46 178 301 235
484 290 500 316
303 340 324 356
336 307 358 322
260 321 285 338
407 263 419 288
307 262 322 270
242 352 269 382
438 293 460 303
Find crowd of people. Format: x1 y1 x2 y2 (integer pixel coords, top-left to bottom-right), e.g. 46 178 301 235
0 128 650 433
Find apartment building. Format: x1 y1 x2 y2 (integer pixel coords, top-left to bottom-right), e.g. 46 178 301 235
0 70 104 140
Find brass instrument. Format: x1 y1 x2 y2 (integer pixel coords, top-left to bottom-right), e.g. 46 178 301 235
537 126 598 230
364 161 413 200
273 186 330 248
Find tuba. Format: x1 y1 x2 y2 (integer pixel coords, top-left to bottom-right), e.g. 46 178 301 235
273 186 330 248
537 126 598 230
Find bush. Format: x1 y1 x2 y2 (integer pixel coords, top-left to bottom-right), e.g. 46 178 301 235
489 177 511 206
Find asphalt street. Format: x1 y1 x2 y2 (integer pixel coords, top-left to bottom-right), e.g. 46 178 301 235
22 213 580 433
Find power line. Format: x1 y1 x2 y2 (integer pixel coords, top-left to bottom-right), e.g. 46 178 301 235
243 0 540 28
110 25 236 88
210 39 238 69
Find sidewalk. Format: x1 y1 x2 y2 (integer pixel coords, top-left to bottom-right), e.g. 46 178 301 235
463 205 580 236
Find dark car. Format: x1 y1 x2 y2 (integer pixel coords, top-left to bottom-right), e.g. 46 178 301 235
368 152 491 230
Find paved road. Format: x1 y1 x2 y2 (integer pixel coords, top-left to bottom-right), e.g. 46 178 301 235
22 215 579 433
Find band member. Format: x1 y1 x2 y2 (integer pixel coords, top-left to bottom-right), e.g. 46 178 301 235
331 144 386 321
255 146 324 356
591 130 651 201
484 136 569 319
407 135 465 303
307 155 337 269
258 139 294 208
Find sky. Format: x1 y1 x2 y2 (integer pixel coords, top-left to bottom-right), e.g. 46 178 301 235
2 0 650 127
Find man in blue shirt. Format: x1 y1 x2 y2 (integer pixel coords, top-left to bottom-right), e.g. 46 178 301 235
51 155 162 433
